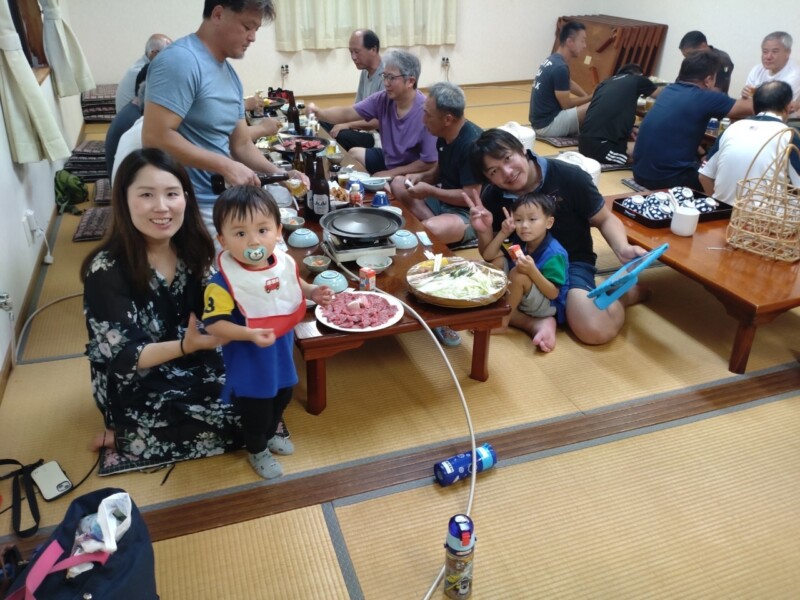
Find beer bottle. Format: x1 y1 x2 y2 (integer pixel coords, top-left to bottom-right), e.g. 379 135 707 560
311 156 331 220
304 153 317 218
287 92 301 134
292 141 305 174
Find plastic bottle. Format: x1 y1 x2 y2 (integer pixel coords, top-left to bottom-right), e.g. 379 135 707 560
444 514 475 599
434 443 497 486
348 180 364 207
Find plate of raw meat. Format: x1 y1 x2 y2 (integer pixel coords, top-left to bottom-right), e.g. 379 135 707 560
315 291 404 332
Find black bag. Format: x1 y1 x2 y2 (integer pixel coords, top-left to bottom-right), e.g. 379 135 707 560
4 488 158 600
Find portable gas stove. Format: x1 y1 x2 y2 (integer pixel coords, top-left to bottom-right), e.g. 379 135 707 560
323 232 396 263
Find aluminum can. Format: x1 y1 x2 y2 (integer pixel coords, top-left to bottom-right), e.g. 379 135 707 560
434 443 497 487
371 191 389 207
444 514 475 599
706 118 719 135
720 117 731 132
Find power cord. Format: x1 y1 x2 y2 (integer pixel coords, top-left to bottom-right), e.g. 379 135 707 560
11 292 82 368
34 228 54 265
320 244 479 599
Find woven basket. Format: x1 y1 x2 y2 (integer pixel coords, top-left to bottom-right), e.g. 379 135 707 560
726 128 800 262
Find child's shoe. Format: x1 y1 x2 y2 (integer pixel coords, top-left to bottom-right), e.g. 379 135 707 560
267 419 295 455
248 448 283 479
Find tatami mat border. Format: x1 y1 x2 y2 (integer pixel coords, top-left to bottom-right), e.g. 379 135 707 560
322 503 364 600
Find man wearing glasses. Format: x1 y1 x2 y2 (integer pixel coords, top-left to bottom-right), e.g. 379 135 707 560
306 49 437 177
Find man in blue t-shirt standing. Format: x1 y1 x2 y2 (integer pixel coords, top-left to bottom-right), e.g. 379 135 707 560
142 0 306 230
529 21 593 138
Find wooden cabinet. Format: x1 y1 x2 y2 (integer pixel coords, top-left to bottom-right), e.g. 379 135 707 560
552 15 668 94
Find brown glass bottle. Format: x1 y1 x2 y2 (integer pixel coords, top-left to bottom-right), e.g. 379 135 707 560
292 140 305 173
286 92 301 134
311 156 331 220
304 153 317 218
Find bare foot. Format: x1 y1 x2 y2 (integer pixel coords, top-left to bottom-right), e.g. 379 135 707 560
90 429 116 452
531 317 557 352
620 283 652 307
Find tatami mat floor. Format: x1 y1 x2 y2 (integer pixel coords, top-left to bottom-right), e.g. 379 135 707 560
2 83 799 599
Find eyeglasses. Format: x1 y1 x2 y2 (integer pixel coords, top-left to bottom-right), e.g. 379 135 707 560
381 73 405 82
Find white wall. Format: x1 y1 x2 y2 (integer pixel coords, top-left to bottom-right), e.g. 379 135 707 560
0 77 68 372
65 0 552 95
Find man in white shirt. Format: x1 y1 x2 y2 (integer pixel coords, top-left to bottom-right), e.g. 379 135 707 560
741 31 800 119
700 81 800 205
115 33 172 113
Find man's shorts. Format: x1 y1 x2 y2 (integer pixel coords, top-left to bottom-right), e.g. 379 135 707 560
568 261 597 292
364 147 387 174
424 198 476 243
578 137 629 165
534 107 579 137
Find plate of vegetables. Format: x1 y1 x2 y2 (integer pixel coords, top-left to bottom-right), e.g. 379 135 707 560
406 256 508 308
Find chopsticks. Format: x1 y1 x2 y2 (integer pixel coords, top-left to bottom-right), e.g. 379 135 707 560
424 250 443 272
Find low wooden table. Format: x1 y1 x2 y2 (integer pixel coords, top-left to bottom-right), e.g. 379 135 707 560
287 203 510 414
606 192 800 373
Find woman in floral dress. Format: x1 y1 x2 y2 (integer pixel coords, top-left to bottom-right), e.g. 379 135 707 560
81 148 240 463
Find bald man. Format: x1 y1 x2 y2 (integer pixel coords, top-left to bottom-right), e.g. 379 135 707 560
115 33 171 112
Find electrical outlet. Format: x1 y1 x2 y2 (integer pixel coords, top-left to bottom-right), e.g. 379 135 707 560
22 215 33 245
24 209 37 233
441 57 448 68
281 64 289 75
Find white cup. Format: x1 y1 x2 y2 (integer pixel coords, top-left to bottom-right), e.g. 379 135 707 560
670 206 700 236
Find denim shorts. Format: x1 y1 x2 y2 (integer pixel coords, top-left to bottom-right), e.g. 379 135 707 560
568 261 597 292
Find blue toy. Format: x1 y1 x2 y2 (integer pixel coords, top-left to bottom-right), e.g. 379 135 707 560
588 243 668 309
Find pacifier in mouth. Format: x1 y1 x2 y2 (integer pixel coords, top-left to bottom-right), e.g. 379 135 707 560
244 246 266 262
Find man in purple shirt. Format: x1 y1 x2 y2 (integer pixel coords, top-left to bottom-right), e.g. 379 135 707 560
306 49 437 177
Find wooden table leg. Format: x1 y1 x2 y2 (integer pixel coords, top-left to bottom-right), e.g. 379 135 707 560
305 358 327 415
728 321 757 374
470 328 491 381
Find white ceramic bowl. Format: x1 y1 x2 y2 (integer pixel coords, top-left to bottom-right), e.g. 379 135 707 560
312 270 348 292
287 228 319 248
303 254 331 273
390 229 419 250
362 177 388 191
356 255 393 274
281 215 305 233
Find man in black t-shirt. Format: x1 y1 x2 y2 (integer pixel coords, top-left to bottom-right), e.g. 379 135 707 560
679 30 734 94
466 129 648 352
578 64 660 165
